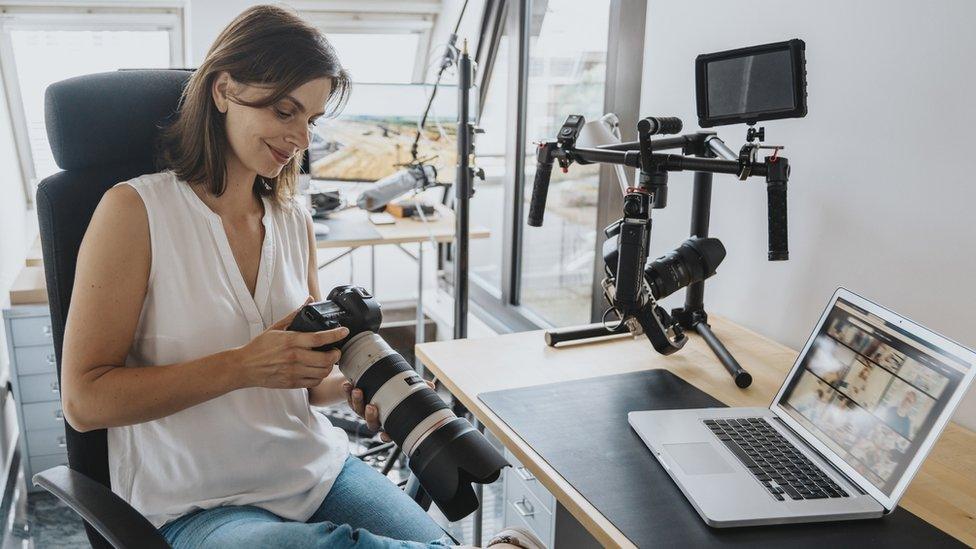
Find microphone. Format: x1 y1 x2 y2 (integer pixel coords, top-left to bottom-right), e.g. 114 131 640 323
356 164 437 212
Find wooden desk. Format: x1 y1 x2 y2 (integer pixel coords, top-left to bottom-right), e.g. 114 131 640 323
316 204 489 249
26 237 42 267
416 318 976 548
9 266 47 305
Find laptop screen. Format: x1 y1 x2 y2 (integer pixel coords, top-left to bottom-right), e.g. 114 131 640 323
777 296 971 497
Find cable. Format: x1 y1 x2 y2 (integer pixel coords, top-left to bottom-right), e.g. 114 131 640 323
410 0 471 163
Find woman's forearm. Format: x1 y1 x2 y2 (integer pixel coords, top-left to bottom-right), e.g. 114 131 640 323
63 349 245 433
308 369 349 407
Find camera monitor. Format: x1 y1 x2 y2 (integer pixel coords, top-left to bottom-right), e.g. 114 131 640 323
696 39 807 127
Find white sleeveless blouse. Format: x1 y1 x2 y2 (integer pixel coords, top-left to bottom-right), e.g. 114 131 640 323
108 171 348 529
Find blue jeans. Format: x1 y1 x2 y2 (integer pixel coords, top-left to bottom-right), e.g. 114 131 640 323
159 456 454 548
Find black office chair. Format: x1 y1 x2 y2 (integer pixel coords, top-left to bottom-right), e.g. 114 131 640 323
33 69 437 549
35 69 192 549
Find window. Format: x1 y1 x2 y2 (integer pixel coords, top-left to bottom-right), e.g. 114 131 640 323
300 8 436 85
518 0 611 326
469 29 509 294
327 33 421 83
0 6 184 202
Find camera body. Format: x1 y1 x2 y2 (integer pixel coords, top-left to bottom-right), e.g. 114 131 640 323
288 285 381 351
287 285 509 521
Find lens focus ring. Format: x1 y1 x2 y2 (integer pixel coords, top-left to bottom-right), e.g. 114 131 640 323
357 354 413 404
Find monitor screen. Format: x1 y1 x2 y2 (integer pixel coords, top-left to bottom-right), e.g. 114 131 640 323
705 49 796 118
695 39 806 127
309 82 470 183
777 297 972 496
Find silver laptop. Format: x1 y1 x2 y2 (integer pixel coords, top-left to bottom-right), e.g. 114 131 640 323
629 288 976 527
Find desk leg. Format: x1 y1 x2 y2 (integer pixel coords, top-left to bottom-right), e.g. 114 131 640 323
472 418 484 545
317 248 354 271
415 242 425 375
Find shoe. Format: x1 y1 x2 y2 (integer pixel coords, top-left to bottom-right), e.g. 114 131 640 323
486 526 546 549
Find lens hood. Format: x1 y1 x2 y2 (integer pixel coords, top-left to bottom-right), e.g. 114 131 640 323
408 417 510 521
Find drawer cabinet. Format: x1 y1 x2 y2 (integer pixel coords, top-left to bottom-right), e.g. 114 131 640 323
4 305 68 493
22 400 65 432
17 373 59 404
13 345 57 376
505 462 554 544
27 426 68 457
502 449 601 549
9 315 54 348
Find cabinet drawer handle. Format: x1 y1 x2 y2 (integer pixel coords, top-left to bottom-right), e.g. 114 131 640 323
54 409 64 421
57 436 67 448
50 380 60 393
42 325 52 337
513 497 534 518
46 353 56 365
515 466 536 482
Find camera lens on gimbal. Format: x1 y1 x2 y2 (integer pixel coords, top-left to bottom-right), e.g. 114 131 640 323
645 237 726 300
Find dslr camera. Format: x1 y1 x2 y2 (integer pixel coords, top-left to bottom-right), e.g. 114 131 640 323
288 285 508 521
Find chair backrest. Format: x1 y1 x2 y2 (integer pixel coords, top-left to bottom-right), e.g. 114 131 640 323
36 69 192 548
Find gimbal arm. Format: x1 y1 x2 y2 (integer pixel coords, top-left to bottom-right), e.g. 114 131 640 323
529 136 790 261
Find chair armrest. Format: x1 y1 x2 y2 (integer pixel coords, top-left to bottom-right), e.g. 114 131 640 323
33 466 170 549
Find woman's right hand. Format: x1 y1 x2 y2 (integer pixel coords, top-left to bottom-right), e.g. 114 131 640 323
233 297 349 390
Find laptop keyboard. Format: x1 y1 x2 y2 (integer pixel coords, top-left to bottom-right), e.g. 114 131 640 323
704 418 849 502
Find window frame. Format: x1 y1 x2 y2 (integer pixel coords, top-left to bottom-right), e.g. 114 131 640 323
0 3 186 206
456 0 647 332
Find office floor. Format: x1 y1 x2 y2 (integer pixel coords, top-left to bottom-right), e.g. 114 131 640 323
26 491 87 548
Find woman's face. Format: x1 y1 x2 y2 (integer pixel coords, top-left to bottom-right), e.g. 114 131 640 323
215 74 332 179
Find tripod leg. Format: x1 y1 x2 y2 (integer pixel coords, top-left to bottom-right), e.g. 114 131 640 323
381 446 402 476
695 322 752 388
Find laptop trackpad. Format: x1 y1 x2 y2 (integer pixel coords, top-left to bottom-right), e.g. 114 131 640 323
664 442 734 475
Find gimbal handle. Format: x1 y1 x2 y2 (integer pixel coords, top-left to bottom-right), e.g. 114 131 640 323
527 142 557 227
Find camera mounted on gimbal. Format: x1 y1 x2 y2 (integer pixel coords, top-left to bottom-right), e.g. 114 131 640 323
529 39 807 388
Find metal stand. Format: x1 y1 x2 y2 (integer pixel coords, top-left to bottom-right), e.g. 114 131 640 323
454 45 472 343
453 44 485 547
670 169 752 388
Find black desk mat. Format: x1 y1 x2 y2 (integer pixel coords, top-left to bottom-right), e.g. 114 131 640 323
315 217 381 243
478 369 962 547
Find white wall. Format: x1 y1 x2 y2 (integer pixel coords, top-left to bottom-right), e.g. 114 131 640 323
0 70 31 385
640 0 976 429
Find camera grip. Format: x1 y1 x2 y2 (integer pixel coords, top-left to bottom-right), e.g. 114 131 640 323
527 157 554 227
640 116 683 136
766 181 788 260
287 306 342 352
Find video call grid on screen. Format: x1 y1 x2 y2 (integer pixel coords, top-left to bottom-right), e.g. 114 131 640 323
778 298 970 496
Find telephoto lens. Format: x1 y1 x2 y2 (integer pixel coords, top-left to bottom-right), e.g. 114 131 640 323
644 237 726 300
287 285 509 521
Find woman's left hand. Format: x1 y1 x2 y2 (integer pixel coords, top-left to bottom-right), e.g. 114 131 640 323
342 379 437 443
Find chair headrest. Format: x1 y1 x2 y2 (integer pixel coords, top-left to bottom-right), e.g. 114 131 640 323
44 69 193 171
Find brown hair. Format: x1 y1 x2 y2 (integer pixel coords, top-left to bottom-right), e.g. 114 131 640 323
158 5 350 202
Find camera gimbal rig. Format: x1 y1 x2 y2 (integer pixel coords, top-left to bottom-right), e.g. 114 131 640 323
528 115 791 388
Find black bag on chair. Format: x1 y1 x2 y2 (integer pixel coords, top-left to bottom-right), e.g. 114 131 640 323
35 69 192 549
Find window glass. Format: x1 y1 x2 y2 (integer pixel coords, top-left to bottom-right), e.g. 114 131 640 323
10 29 171 180
519 0 610 326
327 33 420 83
469 32 509 294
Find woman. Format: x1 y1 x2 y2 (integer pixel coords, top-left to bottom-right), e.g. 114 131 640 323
61 5 539 549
